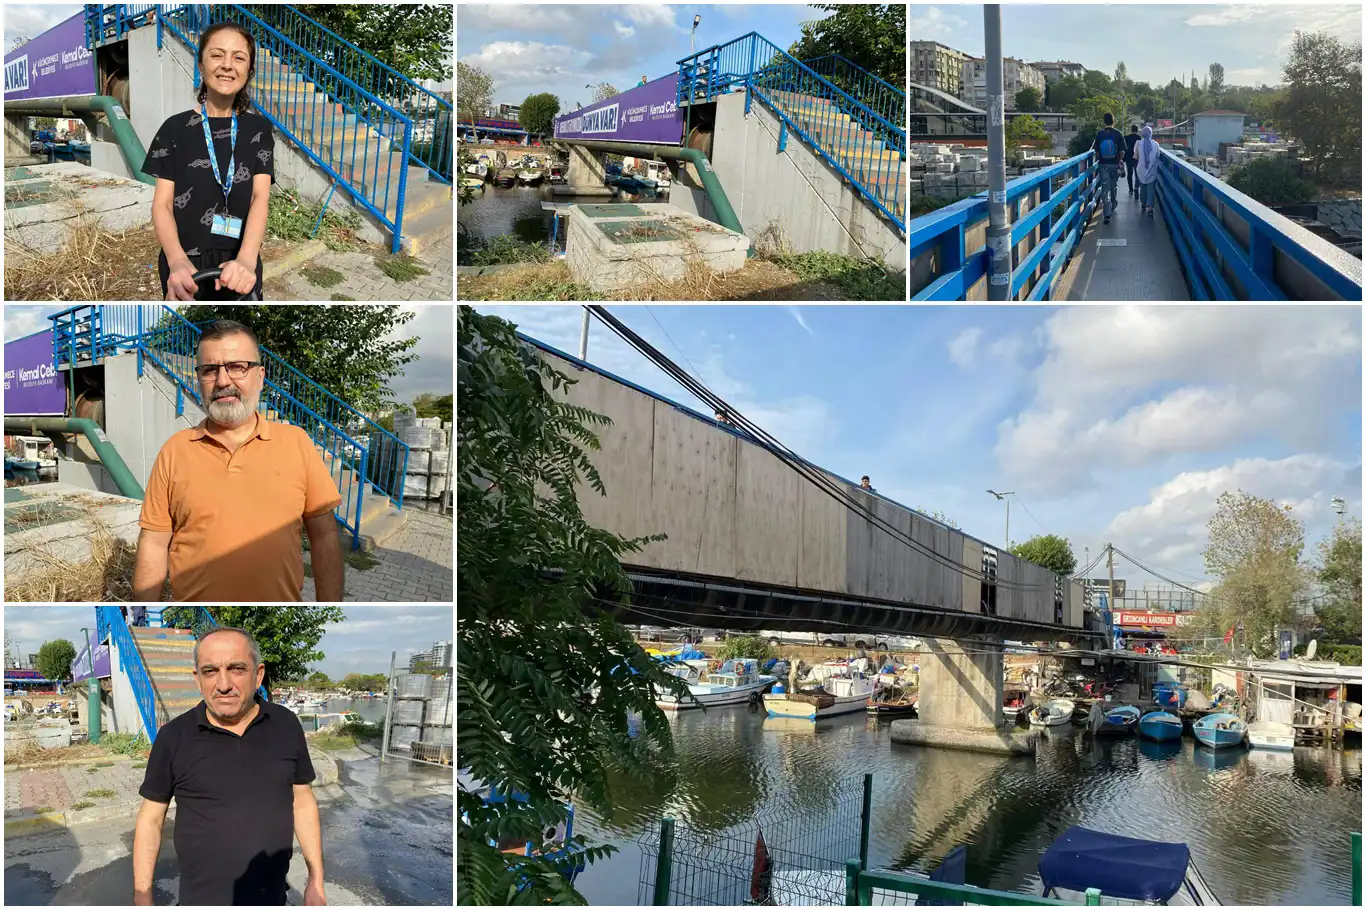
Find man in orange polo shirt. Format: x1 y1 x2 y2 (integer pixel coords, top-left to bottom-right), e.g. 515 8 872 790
132 319 345 602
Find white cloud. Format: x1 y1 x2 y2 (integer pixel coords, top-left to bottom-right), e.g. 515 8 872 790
1186 6 1264 27
460 40 595 92
613 22 636 39
788 307 815 337
909 7 968 40
947 327 982 368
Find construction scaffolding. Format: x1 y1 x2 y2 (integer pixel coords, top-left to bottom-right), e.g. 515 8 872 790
379 650 453 768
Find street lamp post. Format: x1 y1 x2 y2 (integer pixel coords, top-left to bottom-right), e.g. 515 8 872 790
691 14 701 55
987 489 1014 548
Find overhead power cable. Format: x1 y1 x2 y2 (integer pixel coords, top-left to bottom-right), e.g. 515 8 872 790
1112 547 1208 596
584 306 1055 591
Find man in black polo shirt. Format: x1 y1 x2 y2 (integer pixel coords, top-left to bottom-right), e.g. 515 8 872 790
132 626 325 905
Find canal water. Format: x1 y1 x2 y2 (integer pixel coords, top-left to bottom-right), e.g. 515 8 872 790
572 709 1361 905
458 183 663 246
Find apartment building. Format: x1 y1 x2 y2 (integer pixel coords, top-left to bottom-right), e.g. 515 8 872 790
910 40 969 98
1031 61 1086 85
961 57 1046 111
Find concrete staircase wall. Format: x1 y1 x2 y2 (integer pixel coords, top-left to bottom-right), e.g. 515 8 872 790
131 626 204 729
670 92 906 267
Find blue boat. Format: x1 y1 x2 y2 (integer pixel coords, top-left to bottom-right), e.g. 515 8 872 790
5 455 40 470
458 769 586 887
1039 826 1222 905
1192 713 1246 749
1097 704 1141 736
1139 710 1184 742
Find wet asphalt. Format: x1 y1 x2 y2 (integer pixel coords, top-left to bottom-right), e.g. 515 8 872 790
4 747 453 906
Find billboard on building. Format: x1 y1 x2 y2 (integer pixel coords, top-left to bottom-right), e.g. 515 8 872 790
3 12 96 101
554 74 683 145
70 629 111 682
1156 119 1174 129
1087 578 1127 598
4 330 65 416
1115 612 1195 627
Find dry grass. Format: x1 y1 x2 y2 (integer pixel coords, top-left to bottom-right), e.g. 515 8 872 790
5 510 141 603
458 257 848 302
3 740 108 767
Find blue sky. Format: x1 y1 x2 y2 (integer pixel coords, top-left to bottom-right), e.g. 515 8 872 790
2 306 453 403
2 607 452 678
475 304 1362 592
912 4 1362 89
457 3 833 112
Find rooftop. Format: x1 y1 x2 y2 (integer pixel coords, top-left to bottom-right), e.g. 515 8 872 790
1195 109 1247 118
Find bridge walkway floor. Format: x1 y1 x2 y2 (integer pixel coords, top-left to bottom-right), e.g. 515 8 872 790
1051 186 1191 300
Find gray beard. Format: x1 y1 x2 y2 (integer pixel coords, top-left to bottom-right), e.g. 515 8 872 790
207 387 258 426
205 695 254 725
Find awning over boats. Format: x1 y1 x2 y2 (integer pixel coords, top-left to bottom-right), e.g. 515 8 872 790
1039 826 1190 903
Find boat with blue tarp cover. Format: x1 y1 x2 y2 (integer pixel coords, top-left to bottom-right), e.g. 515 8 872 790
1192 713 1246 749
1097 704 1141 736
1039 826 1222 905
1138 710 1183 742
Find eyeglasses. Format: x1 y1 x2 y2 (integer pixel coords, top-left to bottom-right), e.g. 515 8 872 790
195 361 261 380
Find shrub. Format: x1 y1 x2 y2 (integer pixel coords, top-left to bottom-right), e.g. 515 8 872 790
1225 156 1315 205
713 636 776 663
458 233 552 267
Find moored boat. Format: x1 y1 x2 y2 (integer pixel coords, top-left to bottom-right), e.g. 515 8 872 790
1246 719 1295 751
1096 704 1141 736
1139 710 1184 742
459 176 486 191
1029 698 1075 727
493 168 518 187
654 658 775 711
764 672 874 720
1039 825 1222 905
1193 713 1246 749
867 686 917 717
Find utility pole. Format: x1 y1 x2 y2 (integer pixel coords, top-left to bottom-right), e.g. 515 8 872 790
983 5 1012 300
578 307 590 360
1107 542 1116 619
987 489 1013 548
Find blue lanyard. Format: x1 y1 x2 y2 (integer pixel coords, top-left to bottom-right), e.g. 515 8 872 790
200 104 237 207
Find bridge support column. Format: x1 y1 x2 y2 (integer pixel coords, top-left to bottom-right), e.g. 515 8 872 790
5 113 33 160
566 145 606 187
890 637 1036 755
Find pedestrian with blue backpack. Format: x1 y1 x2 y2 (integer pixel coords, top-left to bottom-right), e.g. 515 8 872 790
1092 112 1126 225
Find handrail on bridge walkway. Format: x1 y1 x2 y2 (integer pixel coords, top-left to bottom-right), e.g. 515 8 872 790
911 148 1363 301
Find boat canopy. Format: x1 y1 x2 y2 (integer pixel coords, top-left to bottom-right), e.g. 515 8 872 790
1039 826 1190 903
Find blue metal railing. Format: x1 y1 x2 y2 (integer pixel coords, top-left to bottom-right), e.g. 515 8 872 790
910 151 1100 300
1151 150 1362 300
48 305 411 548
84 5 424 254
677 32 905 230
800 54 906 148
98 606 161 743
83 3 156 47
250 4 451 182
909 149 1362 300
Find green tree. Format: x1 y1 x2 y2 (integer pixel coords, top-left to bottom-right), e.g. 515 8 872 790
1278 31 1362 185
1201 491 1310 659
1046 75 1086 112
306 671 332 688
1225 156 1315 204
1005 113 1049 155
1314 516 1362 643
1082 69 1114 96
162 607 345 692
457 306 684 904
36 640 76 683
1067 93 1123 156
918 508 960 530
252 4 452 84
1014 86 1043 112
456 61 494 138
714 637 776 662
176 305 419 413
592 82 619 102
412 392 453 423
1208 63 1225 97
518 92 560 137
787 3 906 90
1009 534 1077 576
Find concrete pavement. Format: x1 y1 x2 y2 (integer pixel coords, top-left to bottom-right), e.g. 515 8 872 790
302 508 452 602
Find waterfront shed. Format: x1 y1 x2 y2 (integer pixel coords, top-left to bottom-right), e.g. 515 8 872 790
1192 110 1246 157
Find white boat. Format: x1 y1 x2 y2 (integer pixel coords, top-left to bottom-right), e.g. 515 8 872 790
654 659 775 711
1029 698 1075 727
463 160 488 179
1246 720 1296 751
763 672 874 720
517 167 544 185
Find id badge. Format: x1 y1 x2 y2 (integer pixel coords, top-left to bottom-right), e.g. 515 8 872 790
211 214 243 239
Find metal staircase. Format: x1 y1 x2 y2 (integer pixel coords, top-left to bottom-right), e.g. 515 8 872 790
677 33 906 230
84 4 453 255
50 304 411 551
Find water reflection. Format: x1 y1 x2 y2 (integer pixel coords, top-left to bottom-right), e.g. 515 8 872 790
572 708 1361 906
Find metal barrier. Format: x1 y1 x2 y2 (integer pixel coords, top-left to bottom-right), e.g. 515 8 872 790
1153 150 1362 300
800 54 906 148
910 151 1100 300
48 305 411 549
83 3 157 47
845 860 1097 906
98 605 160 743
677 32 906 229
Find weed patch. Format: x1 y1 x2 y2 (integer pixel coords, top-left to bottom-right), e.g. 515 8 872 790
85 788 117 799
300 265 344 288
266 187 365 252
330 293 356 301
766 251 904 300
343 550 380 571
457 233 552 267
100 732 151 758
70 800 95 811
376 253 430 282
34 806 54 814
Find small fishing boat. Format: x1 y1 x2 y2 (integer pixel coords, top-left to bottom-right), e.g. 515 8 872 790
1039 826 1222 905
1192 713 1246 749
1246 719 1295 751
1003 686 1029 721
5 455 40 470
1028 698 1075 727
459 176 486 191
517 164 544 185
463 159 489 179
493 168 518 187
1095 704 1141 736
763 672 874 720
1138 710 1184 742
654 658 775 711
867 686 917 717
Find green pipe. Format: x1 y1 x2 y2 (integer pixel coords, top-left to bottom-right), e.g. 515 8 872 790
4 95 156 186
557 139 744 237
4 417 144 500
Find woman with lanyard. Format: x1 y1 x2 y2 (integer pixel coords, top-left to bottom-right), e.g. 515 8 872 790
143 21 274 300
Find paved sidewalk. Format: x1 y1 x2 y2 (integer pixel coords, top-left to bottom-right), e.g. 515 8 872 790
267 238 453 302
302 508 452 602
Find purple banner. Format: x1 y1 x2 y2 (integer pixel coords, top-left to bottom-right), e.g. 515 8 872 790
4 12 97 101
71 629 111 682
4 330 65 416
555 74 683 145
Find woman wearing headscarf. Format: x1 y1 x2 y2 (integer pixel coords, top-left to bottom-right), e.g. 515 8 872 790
1135 125 1161 218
